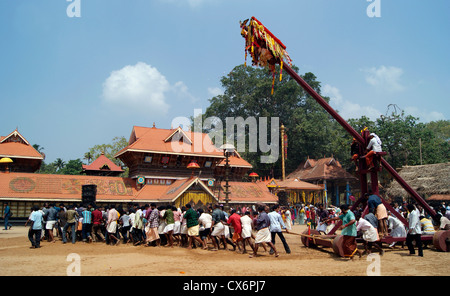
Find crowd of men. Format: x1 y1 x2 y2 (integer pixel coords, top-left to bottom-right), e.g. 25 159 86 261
24 201 296 258
21 198 450 258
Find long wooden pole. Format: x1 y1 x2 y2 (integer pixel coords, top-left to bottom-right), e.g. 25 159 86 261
281 124 286 181
282 63 437 219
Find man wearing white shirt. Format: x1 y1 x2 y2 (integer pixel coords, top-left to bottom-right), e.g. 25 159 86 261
365 133 382 170
268 204 291 254
406 204 423 257
387 213 406 248
198 208 213 244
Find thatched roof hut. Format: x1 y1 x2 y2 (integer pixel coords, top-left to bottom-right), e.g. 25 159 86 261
385 162 450 200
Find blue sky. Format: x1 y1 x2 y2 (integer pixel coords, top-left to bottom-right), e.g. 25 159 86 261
0 0 449 163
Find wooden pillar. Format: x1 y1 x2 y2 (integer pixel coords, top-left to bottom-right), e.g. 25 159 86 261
280 124 286 181
346 181 350 204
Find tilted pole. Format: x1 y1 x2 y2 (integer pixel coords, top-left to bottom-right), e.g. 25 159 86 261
381 158 437 218
282 64 365 145
282 63 438 220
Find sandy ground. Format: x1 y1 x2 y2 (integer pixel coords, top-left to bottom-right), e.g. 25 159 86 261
0 224 448 277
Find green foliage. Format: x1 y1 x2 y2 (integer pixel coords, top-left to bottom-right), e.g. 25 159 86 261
36 136 129 176
59 159 83 175
37 161 58 174
86 136 128 167
348 112 449 170
202 64 343 177
199 64 449 179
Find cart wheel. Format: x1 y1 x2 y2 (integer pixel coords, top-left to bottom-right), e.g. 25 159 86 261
433 230 450 252
332 235 345 257
301 229 321 248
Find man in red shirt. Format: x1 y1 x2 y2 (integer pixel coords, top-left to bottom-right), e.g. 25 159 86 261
227 209 244 253
92 206 105 242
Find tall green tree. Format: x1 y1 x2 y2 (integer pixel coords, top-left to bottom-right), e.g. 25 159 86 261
60 159 83 175
201 64 340 178
37 161 57 174
84 152 93 164
54 158 66 172
86 136 128 167
199 63 449 182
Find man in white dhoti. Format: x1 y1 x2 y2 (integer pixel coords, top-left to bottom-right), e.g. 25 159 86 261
240 211 255 254
387 212 407 248
249 205 278 258
106 205 120 245
356 213 384 255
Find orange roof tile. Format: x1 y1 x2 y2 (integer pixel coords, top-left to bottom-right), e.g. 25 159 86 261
287 157 357 182
217 155 252 168
82 153 123 172
215 181 278 204
276 178 324 191
0 172 137 202
0 130 44 160
133 177 217 202
116 126 225 159
428 194 450 201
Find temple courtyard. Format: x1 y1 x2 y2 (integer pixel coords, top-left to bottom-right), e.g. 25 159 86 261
0 224 448 277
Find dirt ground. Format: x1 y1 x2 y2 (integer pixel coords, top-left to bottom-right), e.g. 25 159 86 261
0 224 448 277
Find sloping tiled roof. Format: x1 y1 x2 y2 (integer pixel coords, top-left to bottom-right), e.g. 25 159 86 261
287 157 357 182
217 155 252 168
0 174 279 205
0 172 137 201
0 130 44 160
82 153 123 172
215 181 278 204
428 194 450 201
115 126 225 158
133 177 217 202
276 178 324 191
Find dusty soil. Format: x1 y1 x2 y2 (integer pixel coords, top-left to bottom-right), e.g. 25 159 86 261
0 224 448 277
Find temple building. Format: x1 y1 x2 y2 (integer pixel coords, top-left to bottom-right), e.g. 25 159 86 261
82 152 124 176
0 125 278 218
115 125 226 184
266 178 324 205
287 157 359 206
214 151 253 181
0 129 44 173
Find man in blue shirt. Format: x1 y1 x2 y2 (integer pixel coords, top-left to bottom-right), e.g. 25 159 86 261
43 203 58 242
268 204 291 254
3 202 12 230
29 205 44 249
82 204 93 243
211 204 227 251
365 192 389 238
249 205 279 258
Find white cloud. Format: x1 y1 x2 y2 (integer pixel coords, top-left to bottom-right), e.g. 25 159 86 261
102 62 196 116
404 106 445 122
172 81 198 103
322 84 382 120
102 62 170 115
363 65 405 92
207 87 224 97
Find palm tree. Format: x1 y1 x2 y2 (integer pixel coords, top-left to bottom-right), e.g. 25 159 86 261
54 158 66 172
32 144 44 152
84 152 93 164
33 144 46 159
